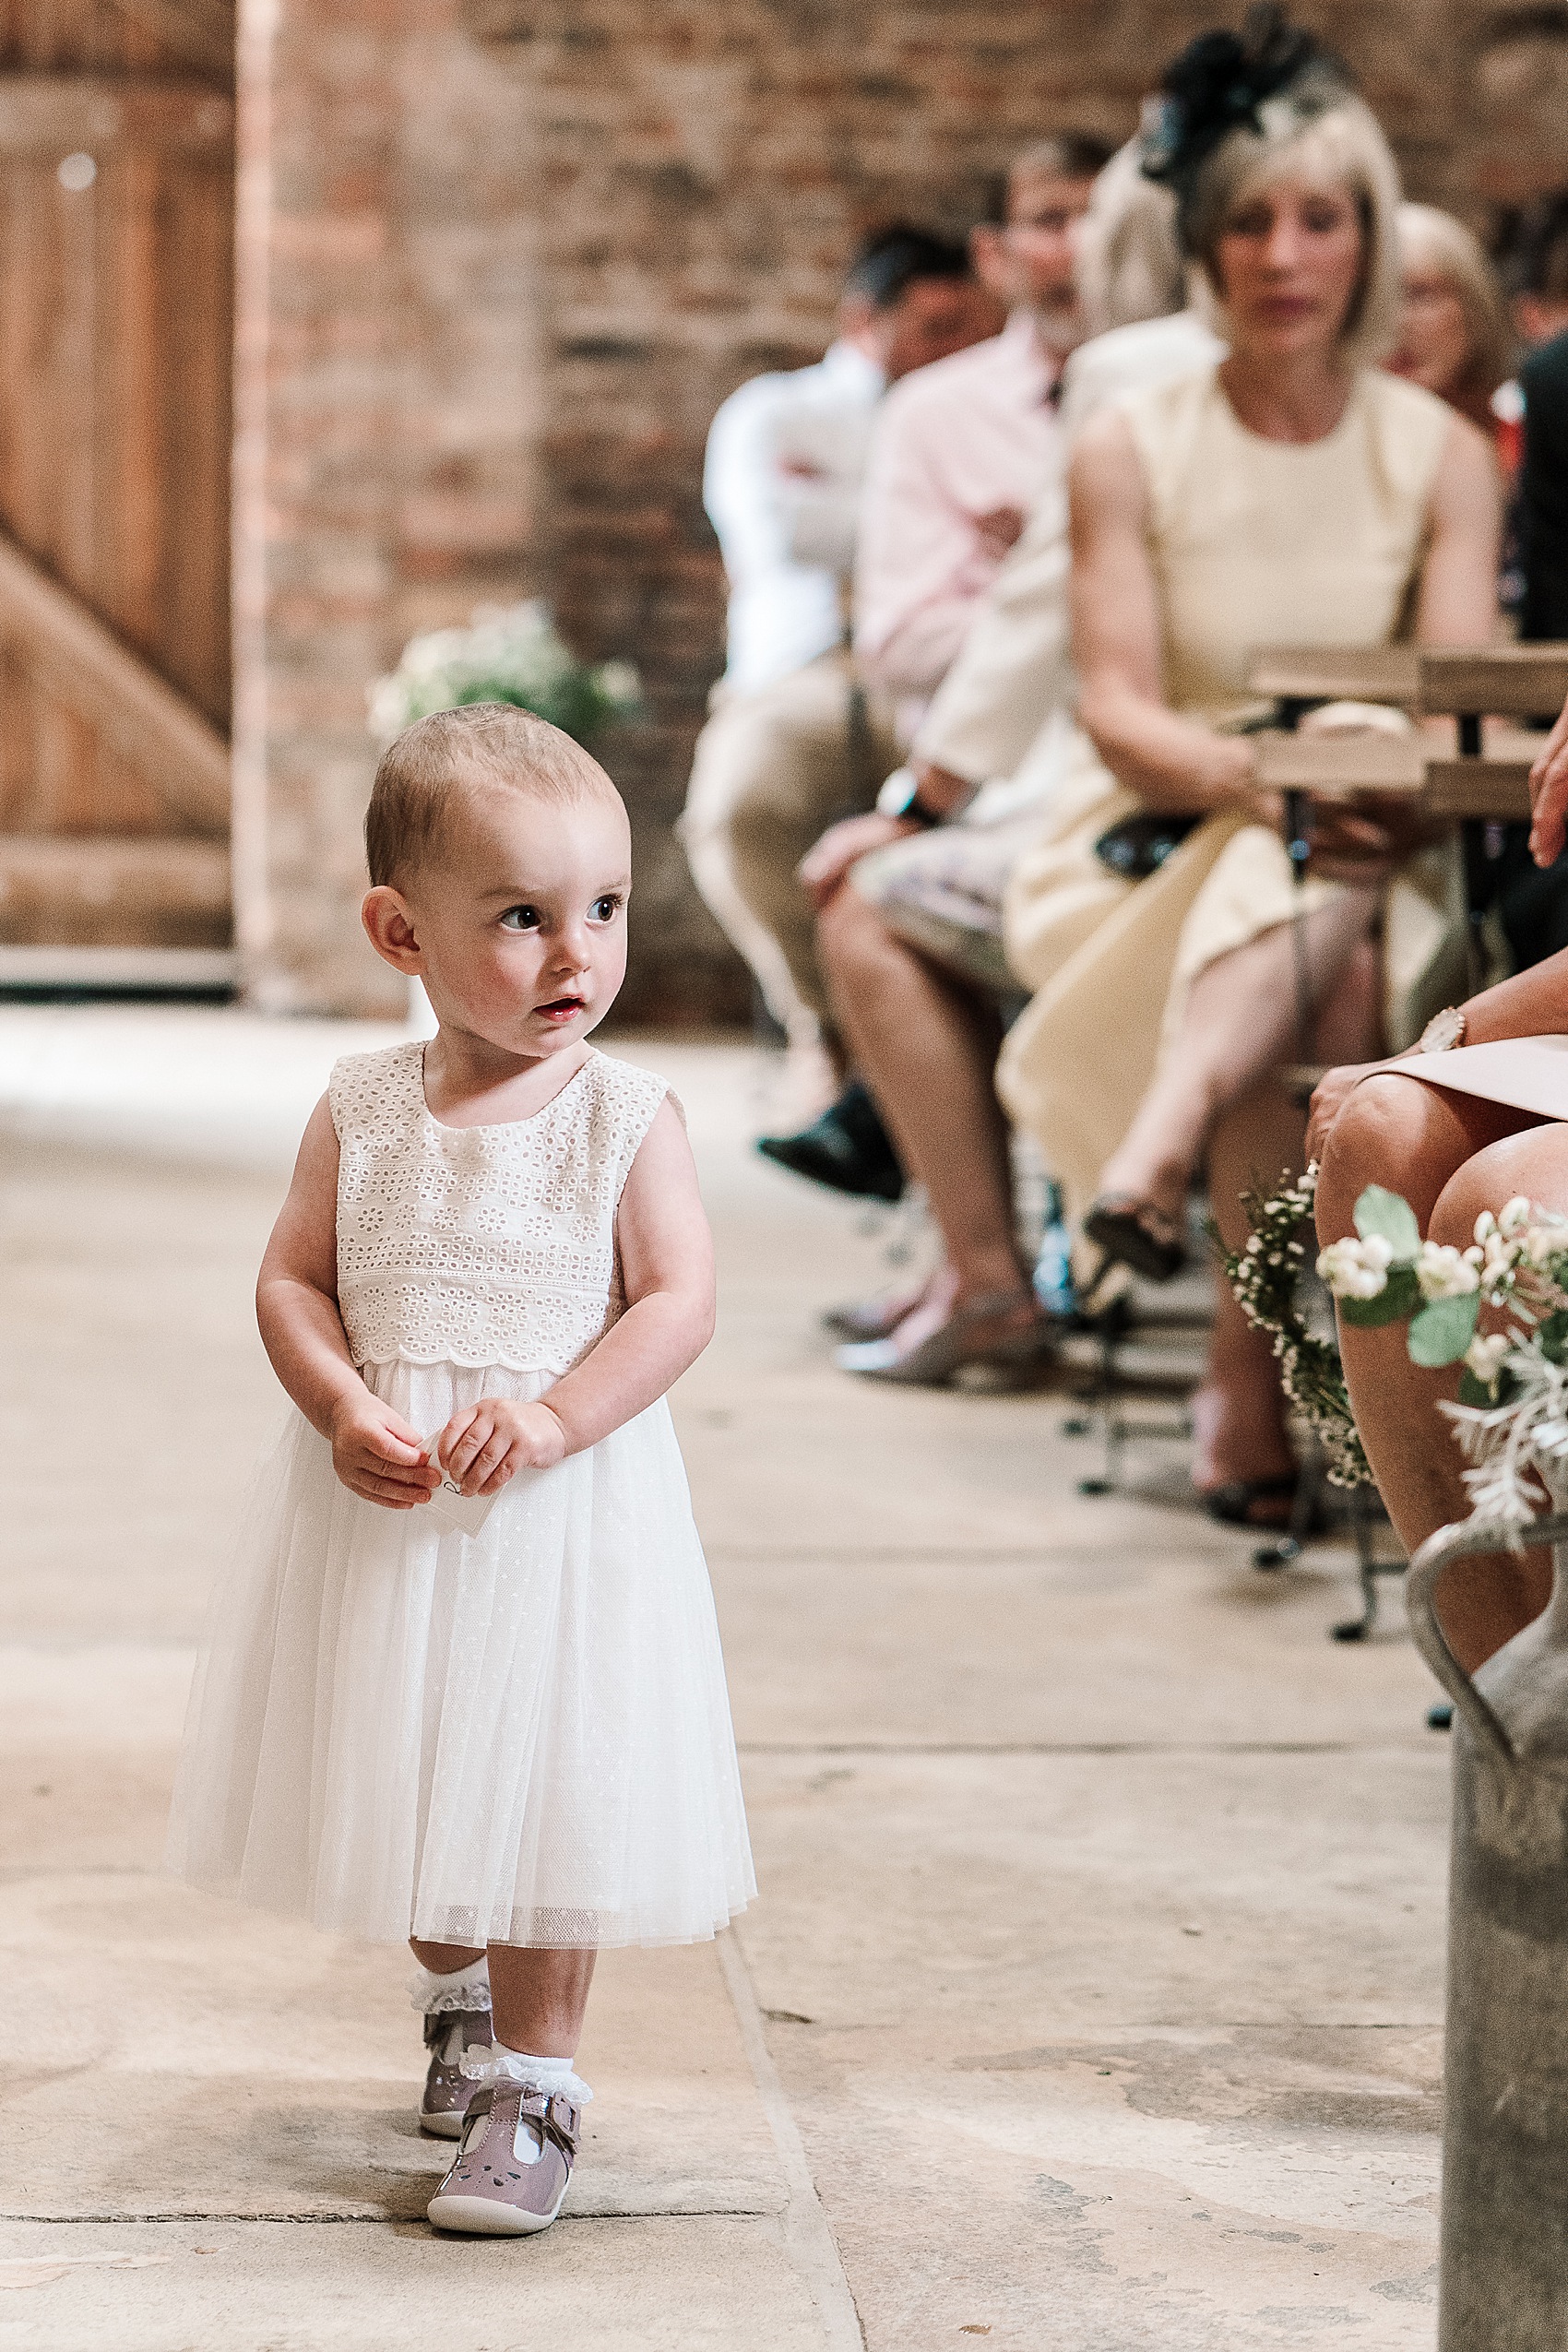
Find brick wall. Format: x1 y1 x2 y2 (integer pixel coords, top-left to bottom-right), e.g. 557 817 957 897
237 0 1568 1021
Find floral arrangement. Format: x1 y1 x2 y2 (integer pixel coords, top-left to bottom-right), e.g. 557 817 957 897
368 600 640 747
1227 1165 1568 1527
1222 1169 1370 1487
1319 1185 1568 1529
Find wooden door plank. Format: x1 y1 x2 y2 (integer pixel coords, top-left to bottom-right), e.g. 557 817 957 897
162 155 231 723
0 528 229 830
0 830 228 911
0 75 232 155
100 142 161 656
102 0 234 87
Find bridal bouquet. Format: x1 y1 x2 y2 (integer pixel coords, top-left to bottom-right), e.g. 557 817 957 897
369 600 640 746
1318 1185 1568 1528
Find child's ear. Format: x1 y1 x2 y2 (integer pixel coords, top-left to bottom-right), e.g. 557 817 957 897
362 885 423 973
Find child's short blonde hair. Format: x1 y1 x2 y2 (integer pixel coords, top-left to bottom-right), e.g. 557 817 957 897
365 704 620 889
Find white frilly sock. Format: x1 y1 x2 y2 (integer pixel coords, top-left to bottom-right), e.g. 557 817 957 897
409 1955 493 2015
459 2036 592 2110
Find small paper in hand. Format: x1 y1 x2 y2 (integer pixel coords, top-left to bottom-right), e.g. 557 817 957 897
422 1446 505 1538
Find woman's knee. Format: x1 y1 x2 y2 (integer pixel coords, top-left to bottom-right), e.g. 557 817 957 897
1315 1075 1463 1243
1430 1125 1568 1250
816 879 895 980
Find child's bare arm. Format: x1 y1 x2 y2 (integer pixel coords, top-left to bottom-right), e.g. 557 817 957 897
257 1095 439 1510
440 1097 715 1491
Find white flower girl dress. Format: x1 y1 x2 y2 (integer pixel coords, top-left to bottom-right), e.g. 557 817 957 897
168 1042 754 1948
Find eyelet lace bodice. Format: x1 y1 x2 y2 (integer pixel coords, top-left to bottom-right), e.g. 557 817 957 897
329 1042 671 1374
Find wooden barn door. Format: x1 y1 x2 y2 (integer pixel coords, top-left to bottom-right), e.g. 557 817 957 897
0 0 233 985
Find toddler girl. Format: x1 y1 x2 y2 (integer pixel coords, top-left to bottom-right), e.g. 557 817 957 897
168 703 754 2236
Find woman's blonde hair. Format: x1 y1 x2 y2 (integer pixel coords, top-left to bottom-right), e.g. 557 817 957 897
1396 201 1515 408
1077 139 1189 336
1182 93 1403 367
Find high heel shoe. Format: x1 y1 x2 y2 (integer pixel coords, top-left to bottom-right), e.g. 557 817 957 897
836 1289 1060 1390
1083 1194 1186 1285
821 1277 934 1342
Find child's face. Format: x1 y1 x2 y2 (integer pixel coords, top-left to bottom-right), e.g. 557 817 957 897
368 783 633 1059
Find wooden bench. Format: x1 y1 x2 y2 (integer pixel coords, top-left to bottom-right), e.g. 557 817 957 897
1246 642 1568 820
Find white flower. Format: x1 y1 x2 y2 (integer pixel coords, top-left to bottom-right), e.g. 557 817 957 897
1523 1223 1568 1270
1474 1209 1498 1243
1416 1241 1481 1301
1318 1234 1394 1299
1501 1196 1534 1237
1464 1332 1511 1385
1481 1230 1522 1281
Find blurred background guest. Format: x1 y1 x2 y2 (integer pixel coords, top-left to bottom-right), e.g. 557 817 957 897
786 145 1221 1379
1388 201 1513 434
680 227 988 1101
1471 193 1568 971
850 135 1112 748
758 136 1110 1199
997 20 1500 1524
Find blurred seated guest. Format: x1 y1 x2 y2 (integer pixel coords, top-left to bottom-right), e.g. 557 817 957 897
1387 202 1513 434
1306 707 1568 1663
996 16 1500 1521
758 136 1111 1201
851 134 1112 748
787 150 1218 1379
681 228 990 1086
1481 194 1568 970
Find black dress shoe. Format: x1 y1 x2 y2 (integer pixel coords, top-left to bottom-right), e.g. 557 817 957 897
757 1081 905 1203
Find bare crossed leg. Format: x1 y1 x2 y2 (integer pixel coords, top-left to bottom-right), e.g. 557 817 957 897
1098 887 1382 1236
1315 1072 1562 1669
411 1938 597 2056
815 882 1041 1354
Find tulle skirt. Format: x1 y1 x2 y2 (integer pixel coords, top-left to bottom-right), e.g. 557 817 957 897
166 1362 755 1947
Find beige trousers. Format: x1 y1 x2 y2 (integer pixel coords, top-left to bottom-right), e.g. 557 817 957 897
680 652 898 1046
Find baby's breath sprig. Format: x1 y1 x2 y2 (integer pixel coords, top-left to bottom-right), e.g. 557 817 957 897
368 600 641 748
1313 1183 1568 1529
1220 1166 1370 1488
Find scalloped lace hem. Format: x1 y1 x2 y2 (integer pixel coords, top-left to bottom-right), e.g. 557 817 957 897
354 1348 576 1375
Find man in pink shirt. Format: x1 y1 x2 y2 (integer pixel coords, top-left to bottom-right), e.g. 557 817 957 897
852 135 1112 745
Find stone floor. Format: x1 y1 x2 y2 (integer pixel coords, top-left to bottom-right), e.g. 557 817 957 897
0 1008 1448 2349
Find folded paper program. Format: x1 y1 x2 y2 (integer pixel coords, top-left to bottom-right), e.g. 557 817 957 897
1369 1037 1568 1123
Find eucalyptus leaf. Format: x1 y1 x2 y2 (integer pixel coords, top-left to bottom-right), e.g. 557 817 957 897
1458 1365 1518 1408
1538 1309 1568 1364
1339 1264 1421 1327
1408 1291 1481 1366
1352 1184 1420 1263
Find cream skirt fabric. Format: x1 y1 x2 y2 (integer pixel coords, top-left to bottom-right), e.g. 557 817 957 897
168 1361 755 1949
997 738 1467 1229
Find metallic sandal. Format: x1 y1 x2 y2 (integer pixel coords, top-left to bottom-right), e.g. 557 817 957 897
835 1289 1059 1391
420 2005 493 2139
427 2081 581 2236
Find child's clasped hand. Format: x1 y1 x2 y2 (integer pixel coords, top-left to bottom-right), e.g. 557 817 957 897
328 1392 442 1510
437 1397 568 1494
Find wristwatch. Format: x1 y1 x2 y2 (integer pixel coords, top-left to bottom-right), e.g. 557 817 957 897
1416 1005 1467 1054
875 766 945 827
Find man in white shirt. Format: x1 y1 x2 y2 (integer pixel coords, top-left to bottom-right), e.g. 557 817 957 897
682 228 993 1065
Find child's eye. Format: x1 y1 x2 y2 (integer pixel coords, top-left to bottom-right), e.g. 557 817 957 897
498 905 541 932
589 894 624 923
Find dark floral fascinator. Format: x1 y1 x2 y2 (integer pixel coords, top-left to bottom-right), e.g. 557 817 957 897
1141 5 1354 235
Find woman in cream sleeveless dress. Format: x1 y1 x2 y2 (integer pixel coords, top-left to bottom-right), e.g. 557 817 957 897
995 41 1502 1516
998 358 1463 1227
